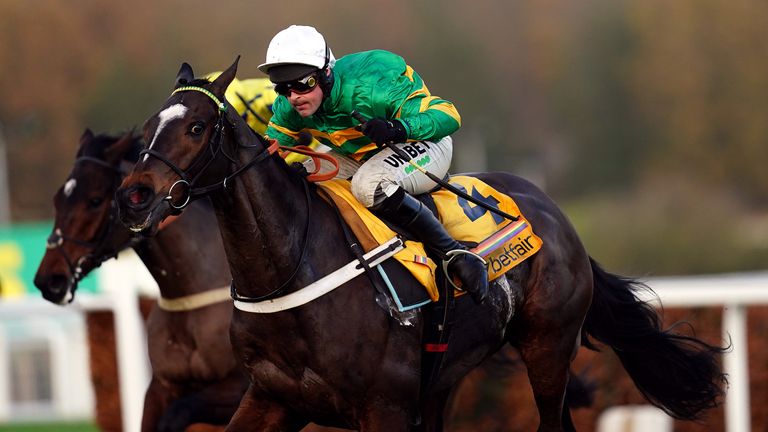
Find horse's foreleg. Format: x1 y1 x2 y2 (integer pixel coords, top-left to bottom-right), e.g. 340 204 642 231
225 385 306 432
360 403 413 432
417 389 451 432
159 372 249 429
141 377 174 432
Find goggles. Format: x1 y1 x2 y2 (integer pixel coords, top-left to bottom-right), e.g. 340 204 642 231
274 73 318 96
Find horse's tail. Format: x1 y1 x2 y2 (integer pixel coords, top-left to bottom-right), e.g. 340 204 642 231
582 257 728 420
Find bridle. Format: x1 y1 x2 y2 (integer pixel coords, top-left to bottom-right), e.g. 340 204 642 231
139 85 311 302
138 86 279 212
46 156 136 297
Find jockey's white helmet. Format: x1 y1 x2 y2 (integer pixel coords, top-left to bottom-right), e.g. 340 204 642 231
258 25 336 82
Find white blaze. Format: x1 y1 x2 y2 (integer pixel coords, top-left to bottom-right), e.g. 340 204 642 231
144 104 188 161
63 178 77 197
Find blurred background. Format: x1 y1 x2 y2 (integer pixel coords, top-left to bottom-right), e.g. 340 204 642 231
0 0 766 430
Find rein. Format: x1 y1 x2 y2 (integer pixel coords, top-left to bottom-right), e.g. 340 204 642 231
139 86 279 212
231 178 313 303
278 145 340 182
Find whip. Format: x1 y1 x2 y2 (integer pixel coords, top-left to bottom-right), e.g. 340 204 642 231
351 110 518 222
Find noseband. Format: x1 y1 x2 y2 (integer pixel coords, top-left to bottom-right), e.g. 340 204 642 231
138 86 279 212
47 156 134 297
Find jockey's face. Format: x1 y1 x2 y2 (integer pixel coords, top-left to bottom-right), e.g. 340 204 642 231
287 82 323 117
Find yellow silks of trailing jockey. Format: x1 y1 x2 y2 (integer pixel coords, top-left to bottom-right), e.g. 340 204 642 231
204 72 318 164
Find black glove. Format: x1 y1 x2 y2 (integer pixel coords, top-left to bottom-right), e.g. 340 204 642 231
360 118 407 145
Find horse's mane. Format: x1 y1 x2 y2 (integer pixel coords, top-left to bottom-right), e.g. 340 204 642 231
81 132 144 164
208 86 305 181
123 135 144 163
191 78 214 86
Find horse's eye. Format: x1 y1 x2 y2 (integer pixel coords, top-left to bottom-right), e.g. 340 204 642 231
190 123 205 135
88 197 104 208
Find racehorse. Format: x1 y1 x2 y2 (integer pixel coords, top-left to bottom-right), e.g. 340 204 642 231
33 129 247 430
30 128 555 432
116 59 726 432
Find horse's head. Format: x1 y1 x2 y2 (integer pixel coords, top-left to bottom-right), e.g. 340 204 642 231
34 129 139 304
117 57 257 235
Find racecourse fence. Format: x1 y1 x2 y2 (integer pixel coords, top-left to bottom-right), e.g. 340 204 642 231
0 248 765 431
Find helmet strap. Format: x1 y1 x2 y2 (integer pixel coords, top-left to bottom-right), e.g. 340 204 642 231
317 43 333 100
318 67 334 102
317 68 334 100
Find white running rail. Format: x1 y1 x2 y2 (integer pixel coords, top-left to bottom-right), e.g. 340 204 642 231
2 253 765 431
640 271 768 432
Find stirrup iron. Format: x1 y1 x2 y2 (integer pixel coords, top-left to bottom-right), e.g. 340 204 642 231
441 249 488 291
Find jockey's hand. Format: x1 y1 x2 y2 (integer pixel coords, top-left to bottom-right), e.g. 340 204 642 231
360 118 407 146
296 130 314 146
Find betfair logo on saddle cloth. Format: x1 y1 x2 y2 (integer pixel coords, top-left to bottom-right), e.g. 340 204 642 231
318 176 542 301
432 176 543 281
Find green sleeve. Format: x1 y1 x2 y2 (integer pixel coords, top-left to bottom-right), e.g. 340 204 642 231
383 69 461 142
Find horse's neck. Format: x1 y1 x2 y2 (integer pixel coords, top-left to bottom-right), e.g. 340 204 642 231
133 201 231 298
211 154 316 297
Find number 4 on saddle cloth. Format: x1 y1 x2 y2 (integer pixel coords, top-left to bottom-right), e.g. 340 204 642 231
318 176 543 311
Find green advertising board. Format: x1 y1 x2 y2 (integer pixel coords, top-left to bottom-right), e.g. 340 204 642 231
0 222 99 298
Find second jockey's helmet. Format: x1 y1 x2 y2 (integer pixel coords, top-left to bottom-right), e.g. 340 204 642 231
258 25 336 83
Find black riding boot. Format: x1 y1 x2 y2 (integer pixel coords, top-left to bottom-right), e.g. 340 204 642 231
372 190 489 304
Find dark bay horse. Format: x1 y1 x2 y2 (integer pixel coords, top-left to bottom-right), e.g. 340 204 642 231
33 129 246 430
116 59 726 432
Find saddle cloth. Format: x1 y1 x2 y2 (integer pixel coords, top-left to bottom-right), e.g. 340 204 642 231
318 176 542 302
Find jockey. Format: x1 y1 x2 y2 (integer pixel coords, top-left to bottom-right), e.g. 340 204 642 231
259 25 488 304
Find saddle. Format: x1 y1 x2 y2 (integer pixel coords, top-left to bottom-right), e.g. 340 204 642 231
318 175 543 306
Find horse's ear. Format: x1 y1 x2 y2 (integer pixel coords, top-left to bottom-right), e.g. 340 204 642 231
76 128 95 156
225 102 258 146
104 130 135 166
209 56 240 96
175 62 195 88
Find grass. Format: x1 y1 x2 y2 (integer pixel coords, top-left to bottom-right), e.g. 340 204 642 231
0 422 98 432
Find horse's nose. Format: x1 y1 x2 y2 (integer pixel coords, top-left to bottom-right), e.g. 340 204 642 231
120 184 155 211
34 273 70 303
